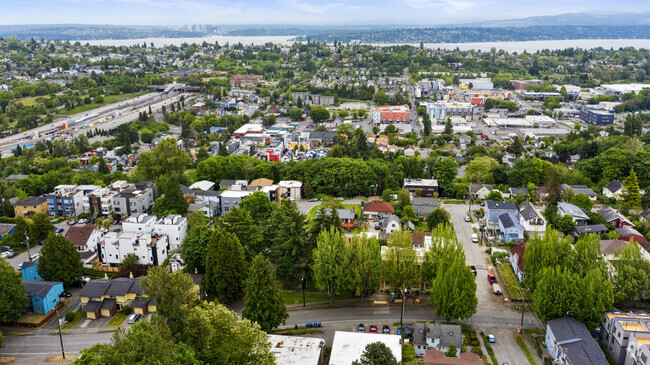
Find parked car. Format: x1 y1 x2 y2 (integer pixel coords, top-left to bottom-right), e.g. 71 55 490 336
67 220 78 226
369 325 378 333
128 313 143 324
357 323 365 333
486 334 496 343
30 254 40 261
1 251 10 258
56 228 64 234
337 197 344 201
470 265 477 277
59 291 72 298
492 284 502 295
464 216 471 222
382 325 390 334
5 251 17 258
487 274 496 284
471 234 479 243
308 198 319 202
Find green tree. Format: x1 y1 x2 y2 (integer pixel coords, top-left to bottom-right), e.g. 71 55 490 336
263 114 277 128
268 200 308 287
222 207 263 260
312 228 348 303
624 113 643 137
430 255 477 320
98 157 110 174
373 90 389 105
507 136 523 157
421 225 465 283
347 234 381 301
141 266 197 337
554 215 576 236
38 233 83 286
569 194 594 213
447 344 458 357
533 266 580 322
239 191 273 222
394 187 411 215
402 343 416 363
465 156 499 184
422 112 431 137
382 231 418 291
611 241 650 304
443 116 453 136
120 253 140 272
352 342 398 365
288 108 303 121
180 226 211 274
135 138 192 181
485 190 503 201
400 205 419 225
523 227 574 292
576 268 614 331
426 208 449 231
303 181 315 199
0 258 27 322
308 106 330 123
29 213 53 246
621 168 642 210
152 174 188 217
242 254 288 332
544 166 563 206
204 230 247 303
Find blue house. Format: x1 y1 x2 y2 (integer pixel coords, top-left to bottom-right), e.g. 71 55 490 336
485 200 518 223
20 260 42 281
498 212 525 242
23 280 64 314
0 223 15 240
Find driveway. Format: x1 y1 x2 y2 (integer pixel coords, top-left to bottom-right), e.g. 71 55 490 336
481 326 531 365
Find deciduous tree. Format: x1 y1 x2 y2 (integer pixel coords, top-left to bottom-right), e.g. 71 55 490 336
352 342 398 365
347 234 381 301
382 231 418 291
312 228 348 303
429 255 477 320
0 258 27 322
38 233 83 286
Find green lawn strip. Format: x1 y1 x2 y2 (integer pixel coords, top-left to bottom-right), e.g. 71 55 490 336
481 332 498 365
107 312 128 327
56 92 148 116
59 309 84 329
499 263 526 300
515 335 538 365
282 291 356 305
443 200 465 204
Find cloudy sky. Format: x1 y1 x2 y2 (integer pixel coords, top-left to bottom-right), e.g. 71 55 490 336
1 0 649 25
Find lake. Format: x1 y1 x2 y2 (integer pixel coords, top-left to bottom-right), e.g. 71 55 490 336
79 36 650 52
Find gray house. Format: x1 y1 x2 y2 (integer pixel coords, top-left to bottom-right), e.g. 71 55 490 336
412 198 438 219
546 318 607 365
413 322 463 357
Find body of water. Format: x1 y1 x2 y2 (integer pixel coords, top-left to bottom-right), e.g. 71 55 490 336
79 36 650 52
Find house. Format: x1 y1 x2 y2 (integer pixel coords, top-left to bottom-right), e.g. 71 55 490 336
20 260 42 281
383 214 401 235
404 178 439 198
423 349 482 365
518 201 546 234
603 180 625 199
338 209 357 230
561 184 598 201
601 310 650 365
412 198 439 219
504 187 530 199
509 242 526 282
80 277 147 319
616 227 646 244
598 207 634 228
188 201 219 218
309 131 338 146
329 331 402 365
65 224 102 252
624 332 650 365
485 200 518 223
13 196 48 217
574 224 609 237
268 334 325 365
600 240 630 261
498 212 525 242
557 202 589 226
130 296 156 316
99 231 169 267
546 317 607 365
278 181 302 201
469 184 493 200
23 280 64 314
363 201 395 220
0 223 16 240
413 322 463 357
249 178 274 187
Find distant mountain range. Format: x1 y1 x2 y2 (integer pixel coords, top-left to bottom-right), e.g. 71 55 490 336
457 12 650 27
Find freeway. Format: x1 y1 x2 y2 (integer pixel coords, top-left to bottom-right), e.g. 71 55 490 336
0 92 188 157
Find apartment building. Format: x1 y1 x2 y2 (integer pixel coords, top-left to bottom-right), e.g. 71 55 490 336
46 184 101 216
403 178 439 198
424 102 473 123
98 231 169 267
121 213 187 251
625 332 650 365
602 310 650 365
85 180 154 217
372 105 410 124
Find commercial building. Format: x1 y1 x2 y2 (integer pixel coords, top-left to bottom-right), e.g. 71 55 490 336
580 109 615 125
424 102 473 123
372 105 410 124
268 334 326 365
509 78 543 90
13 196 48 217
459 78 493 90
404 178 439 198
329 331 402 365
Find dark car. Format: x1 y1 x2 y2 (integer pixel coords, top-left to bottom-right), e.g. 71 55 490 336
5 251 17 258
403 326 412 338
382 325 390 334
59 291 72 298
357 323 365 333
56 228 64 234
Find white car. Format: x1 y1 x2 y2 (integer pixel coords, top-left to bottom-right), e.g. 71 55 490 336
464 216 471 222
471 234 479 243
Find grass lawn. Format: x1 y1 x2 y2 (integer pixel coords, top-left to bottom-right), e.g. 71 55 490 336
17 96 41 106
306 203 362 221
282 291 356 305
107 312 128 327
414 222 429 232
499 263 526 300
443 200 466 204
515 335 538 365
60 309 84 329
56 92 148 116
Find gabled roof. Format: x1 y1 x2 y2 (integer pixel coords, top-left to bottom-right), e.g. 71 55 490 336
498 212 524 230
337 209 356 220
547 318 608 365
363 200 395 213
80 278 143 299
510 242 527 272
0 223 15 235
100 298 116 310
486 200 517 211
603 180 623 194
130 297 150 309
518 201 542 222
14 196 46 207
507 187 530 196
561 184 598 197
597 207 634 226
557 202 589 220
616 226 644 238
83 300 102 313
600 240 629 256
470 184 493 194
23 280 60 298
383 214 401 227
411 232 432 246
249 178 273 187
413 322 463 349
574 224 609 235
189 180 215 191
65 224 97 247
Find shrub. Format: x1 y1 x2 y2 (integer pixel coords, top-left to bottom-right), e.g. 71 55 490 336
65 311 75 322
120 305 131 315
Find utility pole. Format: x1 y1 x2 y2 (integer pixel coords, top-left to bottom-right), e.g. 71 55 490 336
521 302 525 327
400 286 407 327
57 310 66 359
25 234 32 262
301 276 306 308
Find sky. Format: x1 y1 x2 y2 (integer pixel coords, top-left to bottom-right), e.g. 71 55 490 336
1 0 649 26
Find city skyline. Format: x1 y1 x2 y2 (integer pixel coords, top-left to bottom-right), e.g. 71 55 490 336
2 0 650 26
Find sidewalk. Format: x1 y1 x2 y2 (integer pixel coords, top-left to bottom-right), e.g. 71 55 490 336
286 292 430 311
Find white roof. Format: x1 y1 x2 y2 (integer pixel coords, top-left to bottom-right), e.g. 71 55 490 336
268 335 325 365
329 331 402 365
279 180 303 188
189 180 215 191
220 190 253 198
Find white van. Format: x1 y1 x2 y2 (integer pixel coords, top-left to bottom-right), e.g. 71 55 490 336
471 234 479 243
492 284 502 295
30 254 40 261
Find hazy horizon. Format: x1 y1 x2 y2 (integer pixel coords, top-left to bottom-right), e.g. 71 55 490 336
2 0 650 26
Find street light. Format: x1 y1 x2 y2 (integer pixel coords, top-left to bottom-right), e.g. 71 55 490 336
400 285 407 328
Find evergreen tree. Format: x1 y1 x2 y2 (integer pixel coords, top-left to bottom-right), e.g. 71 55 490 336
38 233 83 286
347 234 381 301
422 112 431 138
312 228 348 303
152 174 188 217
443 116 453 136
97 156 110 174
204 230 248 303
303 181 315 199
242 254 288 332
268 200 308 287
426 208 449 231
624 113 643 137
222 207 263 260
621 168 642 210
180 226 211 274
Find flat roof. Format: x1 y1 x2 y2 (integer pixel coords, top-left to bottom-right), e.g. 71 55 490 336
329 331 402 365
268 334 325 365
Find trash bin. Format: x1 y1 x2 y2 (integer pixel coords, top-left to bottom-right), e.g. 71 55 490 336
390 292 395 302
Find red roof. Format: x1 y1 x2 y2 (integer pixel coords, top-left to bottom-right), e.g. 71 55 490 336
509 242 527 272
65 223 96 247
363 201 395 213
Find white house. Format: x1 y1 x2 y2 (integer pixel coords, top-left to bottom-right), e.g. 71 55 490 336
557 202 589 226
470 184 493 200
602 180 625 199
412 322 463 357
518 201 546 234
278 180 302 201
329 331 402 365
383 214 401 235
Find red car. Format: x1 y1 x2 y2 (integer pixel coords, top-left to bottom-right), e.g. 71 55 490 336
487 274 497 284
369 325 378 333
